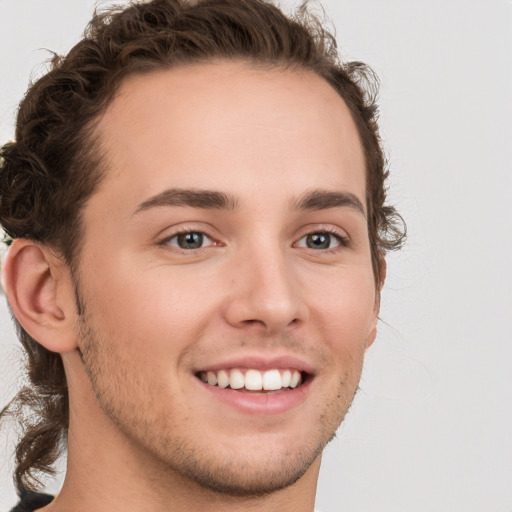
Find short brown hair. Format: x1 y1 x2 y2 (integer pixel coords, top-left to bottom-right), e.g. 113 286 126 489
0 0 405 493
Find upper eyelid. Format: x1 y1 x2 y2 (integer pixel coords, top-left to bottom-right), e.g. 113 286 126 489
294 224 350 241
160 230 216 245
155 223 350 245
156 223 219 241
295 231 348 249
158 231 218 255
164 230 212 239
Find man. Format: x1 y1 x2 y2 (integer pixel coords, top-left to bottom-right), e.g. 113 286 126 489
0 0 404 510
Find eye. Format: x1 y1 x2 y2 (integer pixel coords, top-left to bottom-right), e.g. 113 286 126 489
163 231 214 250
296 232 345 250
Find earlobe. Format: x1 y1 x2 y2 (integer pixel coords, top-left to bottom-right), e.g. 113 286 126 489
365 316 378 350
2 239 78 353
365 255 387 351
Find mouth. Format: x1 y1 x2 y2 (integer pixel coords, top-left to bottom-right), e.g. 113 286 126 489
195 368 308 394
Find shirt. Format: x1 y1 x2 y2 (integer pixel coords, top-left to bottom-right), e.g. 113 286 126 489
10 490 54 511
10 490 322 511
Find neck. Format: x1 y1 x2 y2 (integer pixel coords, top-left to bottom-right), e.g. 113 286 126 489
47 432 320 512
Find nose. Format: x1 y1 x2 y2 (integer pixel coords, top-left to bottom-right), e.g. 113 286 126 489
223 244 308 335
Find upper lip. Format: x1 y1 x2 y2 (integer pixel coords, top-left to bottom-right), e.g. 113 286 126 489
194 354 315 375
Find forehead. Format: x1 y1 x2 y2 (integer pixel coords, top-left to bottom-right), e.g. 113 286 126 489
92 61 366 214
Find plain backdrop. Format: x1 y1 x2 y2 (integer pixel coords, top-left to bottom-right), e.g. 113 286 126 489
1 1 511 511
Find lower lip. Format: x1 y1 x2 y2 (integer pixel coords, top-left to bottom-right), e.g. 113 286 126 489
197 378 312 415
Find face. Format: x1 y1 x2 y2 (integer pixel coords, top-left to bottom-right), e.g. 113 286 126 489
71 62 379 495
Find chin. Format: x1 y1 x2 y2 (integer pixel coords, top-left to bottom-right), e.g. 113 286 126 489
159 442 325 497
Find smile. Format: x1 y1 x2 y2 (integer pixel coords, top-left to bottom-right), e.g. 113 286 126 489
197 368 304 392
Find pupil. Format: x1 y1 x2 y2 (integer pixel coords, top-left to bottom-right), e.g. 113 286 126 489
178 232 203 249
307 233 330 249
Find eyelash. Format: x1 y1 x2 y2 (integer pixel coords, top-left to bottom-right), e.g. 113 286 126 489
160 230 217 252
295 228 350 253
159 227 349 253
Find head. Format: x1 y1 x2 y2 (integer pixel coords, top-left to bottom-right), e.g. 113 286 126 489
0 0 404 497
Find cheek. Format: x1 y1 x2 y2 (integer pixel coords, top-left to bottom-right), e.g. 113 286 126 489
309 268 377 345
80 262 220 357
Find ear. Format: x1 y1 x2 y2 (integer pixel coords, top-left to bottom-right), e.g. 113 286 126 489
365 255 387 350
2 239 78 353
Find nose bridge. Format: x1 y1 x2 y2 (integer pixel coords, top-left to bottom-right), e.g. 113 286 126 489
224 233 306 332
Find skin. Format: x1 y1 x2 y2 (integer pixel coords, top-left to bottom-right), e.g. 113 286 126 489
7 61 382 511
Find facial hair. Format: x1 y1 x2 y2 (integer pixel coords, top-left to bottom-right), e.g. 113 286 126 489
76 294 360 497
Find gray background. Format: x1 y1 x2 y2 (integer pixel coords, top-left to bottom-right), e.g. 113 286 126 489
1 1 511 510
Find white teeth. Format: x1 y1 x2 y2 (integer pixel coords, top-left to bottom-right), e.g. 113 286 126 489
281 369 291 388
245 369 263 390
229 369 245 390
289 370 301 388
263 369 282 391
199 368 304 391
217 370 230 388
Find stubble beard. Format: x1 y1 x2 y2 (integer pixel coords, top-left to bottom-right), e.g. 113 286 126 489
76 300 360 498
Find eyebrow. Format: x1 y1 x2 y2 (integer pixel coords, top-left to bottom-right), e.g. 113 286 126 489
134 188 239 214
293 189 366 216
133 187 365 217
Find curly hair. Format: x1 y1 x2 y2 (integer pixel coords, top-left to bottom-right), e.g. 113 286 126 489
0 0 405 494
